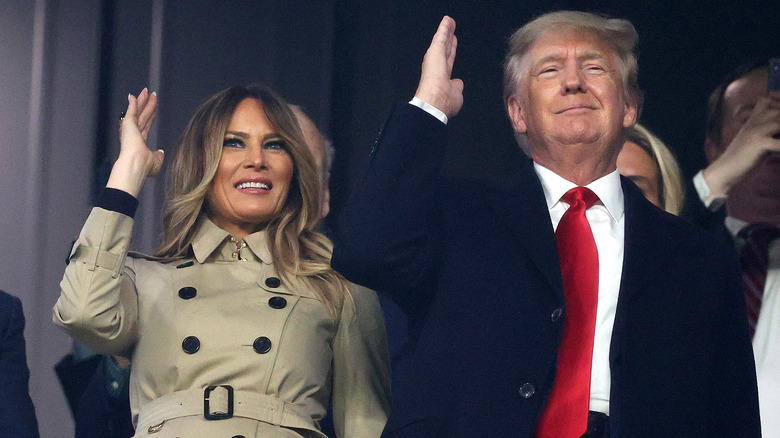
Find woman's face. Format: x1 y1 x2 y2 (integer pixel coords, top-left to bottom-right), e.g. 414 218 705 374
205 98 294 240
617 141 660 207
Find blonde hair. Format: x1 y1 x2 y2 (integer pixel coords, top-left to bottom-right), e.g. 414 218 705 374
626 124 685 215
503 10 643 117
155 84 349 311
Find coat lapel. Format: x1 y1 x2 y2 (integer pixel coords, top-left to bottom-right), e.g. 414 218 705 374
610 177 680 362
485 157 563 298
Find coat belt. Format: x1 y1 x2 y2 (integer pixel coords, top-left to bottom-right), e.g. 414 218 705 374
136 387 324 437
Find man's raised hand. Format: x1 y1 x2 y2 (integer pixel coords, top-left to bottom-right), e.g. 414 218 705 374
414 16 464 119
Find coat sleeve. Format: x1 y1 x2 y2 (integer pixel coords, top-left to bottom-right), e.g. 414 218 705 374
53 207 139 356
0 292 40 438
331 103 447 312
330 285 392 437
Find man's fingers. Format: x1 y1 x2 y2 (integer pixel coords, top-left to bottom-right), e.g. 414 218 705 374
447 36 458 71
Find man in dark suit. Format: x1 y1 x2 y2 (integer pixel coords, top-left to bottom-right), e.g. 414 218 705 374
687 60 780 437
0 290 39 437
333 12 760 437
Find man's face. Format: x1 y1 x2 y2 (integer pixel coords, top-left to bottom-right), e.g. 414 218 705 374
717 68 780 198
719 68 768 148
507 29 636 159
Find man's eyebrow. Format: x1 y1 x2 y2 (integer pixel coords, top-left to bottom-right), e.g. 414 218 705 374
579 50 606 62
531 50 607 71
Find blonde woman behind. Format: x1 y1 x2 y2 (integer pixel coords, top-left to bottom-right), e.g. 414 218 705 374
54 85 390 437
618 124 685 215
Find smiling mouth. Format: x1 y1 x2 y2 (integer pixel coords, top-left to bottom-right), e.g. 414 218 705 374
557 105 594 113
235 181 270 190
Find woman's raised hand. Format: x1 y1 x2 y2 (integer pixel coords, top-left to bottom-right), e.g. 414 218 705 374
107 88 165 198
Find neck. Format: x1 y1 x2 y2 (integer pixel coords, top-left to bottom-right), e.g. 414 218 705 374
532 150 617 186
530 138 620 186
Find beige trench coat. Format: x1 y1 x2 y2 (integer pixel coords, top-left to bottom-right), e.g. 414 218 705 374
54 208 391 437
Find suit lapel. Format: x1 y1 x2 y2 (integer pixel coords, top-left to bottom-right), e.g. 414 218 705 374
485 157 563 298
610 177 680 362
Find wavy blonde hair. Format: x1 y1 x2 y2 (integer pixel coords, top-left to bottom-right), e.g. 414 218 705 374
154 84 349 311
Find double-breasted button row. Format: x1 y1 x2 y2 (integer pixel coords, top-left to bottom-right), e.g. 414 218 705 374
177 285 287 310
180 335 273 354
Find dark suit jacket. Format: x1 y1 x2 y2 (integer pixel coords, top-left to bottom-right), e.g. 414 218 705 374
0 290 39 438
332 103 761 437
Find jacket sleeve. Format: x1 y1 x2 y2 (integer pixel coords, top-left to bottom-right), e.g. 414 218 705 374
330 285 392 437
0 292 40 438
53 207 139 356
331 103 447 311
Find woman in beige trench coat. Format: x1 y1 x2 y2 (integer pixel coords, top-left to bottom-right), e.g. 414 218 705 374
54 85 391 438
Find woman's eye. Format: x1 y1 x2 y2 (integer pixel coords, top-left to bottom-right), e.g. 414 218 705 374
223 138 244 148
264 140 286 151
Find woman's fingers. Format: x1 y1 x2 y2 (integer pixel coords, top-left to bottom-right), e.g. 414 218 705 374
138 91 158 139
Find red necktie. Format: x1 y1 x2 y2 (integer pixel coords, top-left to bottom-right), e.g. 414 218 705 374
537 187 600 438
738 223 780 338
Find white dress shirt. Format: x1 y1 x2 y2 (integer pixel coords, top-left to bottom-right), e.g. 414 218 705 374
535 163 624 415
694 173 780 438
410 99 626 415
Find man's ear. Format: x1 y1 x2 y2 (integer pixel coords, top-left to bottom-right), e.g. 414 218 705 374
704 138 723 164
622 102 638 128
507 96 527 134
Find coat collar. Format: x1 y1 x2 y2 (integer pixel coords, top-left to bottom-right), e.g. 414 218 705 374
485 156 563 297
190 214 273 265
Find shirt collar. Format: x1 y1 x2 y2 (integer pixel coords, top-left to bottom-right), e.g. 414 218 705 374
533 161 624 223
724 216 748 238
190 214 273 264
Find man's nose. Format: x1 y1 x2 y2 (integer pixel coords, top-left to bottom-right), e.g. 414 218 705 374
561 65 587 94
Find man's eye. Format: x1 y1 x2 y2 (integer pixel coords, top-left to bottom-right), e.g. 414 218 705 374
540 67 558 75
584 65 606 73
223 138 244 148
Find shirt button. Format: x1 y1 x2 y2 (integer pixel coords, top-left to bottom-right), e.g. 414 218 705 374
182 336 200 354
178 286 197 300
519 383 536 398
265 277 281 288
551 307 563 322
253 337 272 354
268 296 287 309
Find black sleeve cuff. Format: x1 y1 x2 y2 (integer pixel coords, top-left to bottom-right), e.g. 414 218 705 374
96 188 139 218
